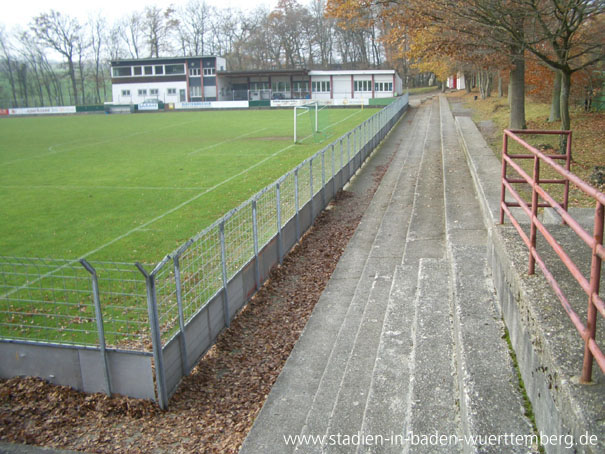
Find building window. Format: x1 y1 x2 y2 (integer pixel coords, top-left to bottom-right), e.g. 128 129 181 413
155 65 164 75
112 67 131 77
165 64 185 75
250 82 269 91
203 67 215 76
272 81 290 92
144 66 153 75
190 86 201 97
167 88 177 95
375 82 393 92
121 90 131 96
138 89 147 96
150 89 159 96
312 81 330 92
354 80 372 92
190 68 201 76
133 67 142 76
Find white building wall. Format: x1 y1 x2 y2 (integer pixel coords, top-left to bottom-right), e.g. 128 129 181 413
332 75 351 99
112 81 187 104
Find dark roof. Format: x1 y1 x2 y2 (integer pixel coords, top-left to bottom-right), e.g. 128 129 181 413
111 56 219 66
217 69 309 78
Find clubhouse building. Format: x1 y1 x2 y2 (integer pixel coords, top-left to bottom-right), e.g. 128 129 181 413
110 56 404 106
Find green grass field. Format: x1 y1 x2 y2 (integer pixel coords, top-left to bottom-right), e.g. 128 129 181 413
0 107 374 263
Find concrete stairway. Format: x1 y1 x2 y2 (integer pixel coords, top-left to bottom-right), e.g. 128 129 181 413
239 96 536 454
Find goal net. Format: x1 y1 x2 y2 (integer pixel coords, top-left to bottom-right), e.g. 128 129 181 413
293 102 330 143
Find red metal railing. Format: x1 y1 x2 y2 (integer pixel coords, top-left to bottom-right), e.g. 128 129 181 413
500 129 605 383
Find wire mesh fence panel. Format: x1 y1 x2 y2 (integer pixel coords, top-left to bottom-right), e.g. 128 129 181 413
256 186 278 250
0 99 409 357
153 261 180 344
0 257 149 349
0 257 97 345
312 155 323 197
177 228 223 324
91 261 150 350
280 172 297 227
297 164 312 208
224 206 255 278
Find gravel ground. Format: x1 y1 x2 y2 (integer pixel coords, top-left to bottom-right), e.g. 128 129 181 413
1 156 392 453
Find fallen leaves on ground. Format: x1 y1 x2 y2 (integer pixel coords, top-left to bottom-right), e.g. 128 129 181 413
1 160 390 454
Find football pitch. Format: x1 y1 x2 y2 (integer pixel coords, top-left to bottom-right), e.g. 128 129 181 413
0 107 375 263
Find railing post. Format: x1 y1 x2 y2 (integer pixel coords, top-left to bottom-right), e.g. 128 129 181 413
135 263 168 410
276 182 283 265
528 156 540 275
500 133 509 225
219 221 230 327
581 202 604 383
252 200 261 290
172 254 189 374
563 131 573 220
80 259 112 397
295 168 300 240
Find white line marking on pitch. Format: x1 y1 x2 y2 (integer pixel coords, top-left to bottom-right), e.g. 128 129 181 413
187 127 269 156
2 118 201 166
0 110 361 298
0 185 207 191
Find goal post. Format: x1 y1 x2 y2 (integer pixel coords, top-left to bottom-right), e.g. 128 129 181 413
293 102 317 143
293 101 329 144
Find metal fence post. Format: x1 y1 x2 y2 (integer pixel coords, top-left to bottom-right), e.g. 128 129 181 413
172 254 189 374
276 182 283 264
321 150 326 209
347 133 351 181
295 168 300 240
80 259 112 397
252 200 261 290
219 221 230 327
310 158 314 221
331 143 335 195
135 262 168 410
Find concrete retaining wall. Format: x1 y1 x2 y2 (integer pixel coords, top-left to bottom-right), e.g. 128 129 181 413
455 114 604 454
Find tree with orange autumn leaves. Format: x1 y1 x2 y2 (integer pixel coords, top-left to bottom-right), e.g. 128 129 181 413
326 0 605 131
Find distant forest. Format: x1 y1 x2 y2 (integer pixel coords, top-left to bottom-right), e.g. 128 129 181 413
0 0 424 108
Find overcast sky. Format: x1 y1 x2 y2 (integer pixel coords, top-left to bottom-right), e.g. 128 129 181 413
2 0 278 30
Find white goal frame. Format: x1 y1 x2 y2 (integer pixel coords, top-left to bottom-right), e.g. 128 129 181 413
293 101 319 143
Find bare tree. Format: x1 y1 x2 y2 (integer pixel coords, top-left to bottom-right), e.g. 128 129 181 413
177 0 213 56
122 12 145 59
89 15 107 103
144 5 178 58
0 26 18 107
31 10 82 104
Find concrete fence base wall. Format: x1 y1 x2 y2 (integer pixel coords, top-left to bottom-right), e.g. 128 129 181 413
0 342 155 400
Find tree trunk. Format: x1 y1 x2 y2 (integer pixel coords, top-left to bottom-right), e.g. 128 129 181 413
549 70 562 123
498 73 503 97
509 47 526 129
464 71 472 93
559 70 572 153
67 59 78 106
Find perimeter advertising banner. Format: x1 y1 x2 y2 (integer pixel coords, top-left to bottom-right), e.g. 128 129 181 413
0 109 8 115
271 98 368 108
8 106 77 115
175 101 249 109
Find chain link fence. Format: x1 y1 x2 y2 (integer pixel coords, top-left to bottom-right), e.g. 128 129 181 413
0 95 409 407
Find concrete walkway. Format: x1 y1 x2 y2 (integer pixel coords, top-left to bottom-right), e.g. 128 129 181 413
239 96 536 454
